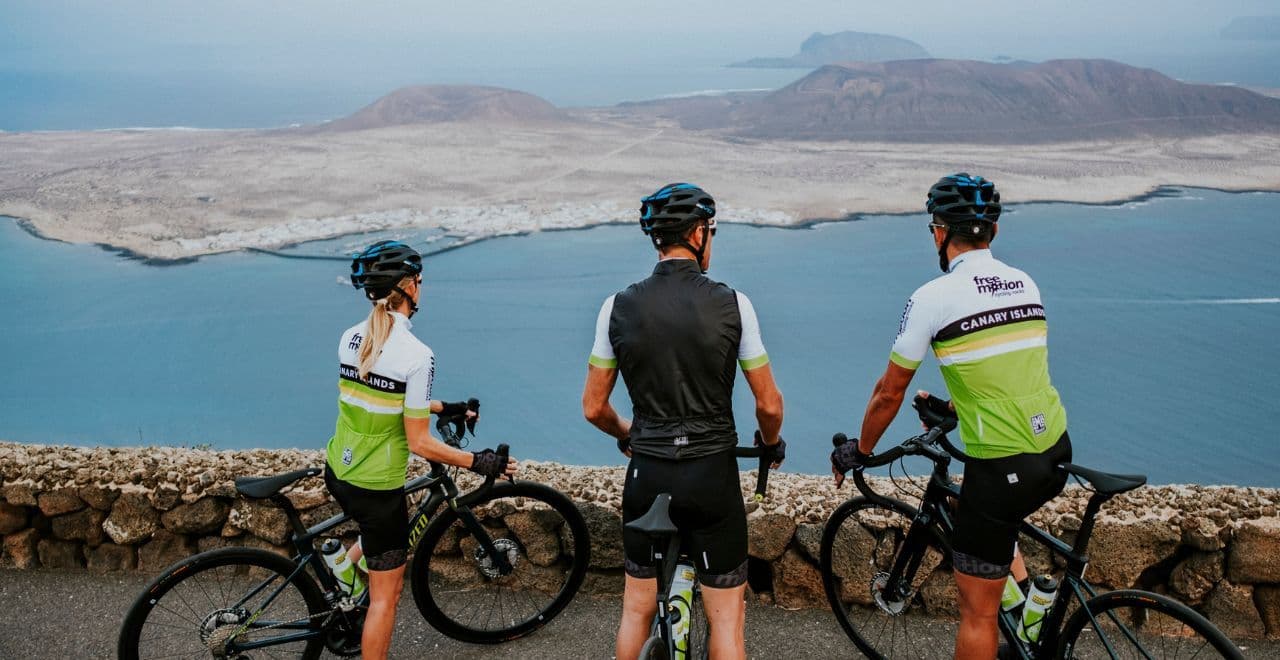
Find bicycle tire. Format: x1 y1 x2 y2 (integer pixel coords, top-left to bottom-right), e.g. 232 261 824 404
819 495 954 658
1058 588 1244 659
118 546 328 660
409 479 590 643
640 632 670 660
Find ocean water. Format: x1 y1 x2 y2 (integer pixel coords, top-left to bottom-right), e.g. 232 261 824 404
2 188 1278 486
0 65 803 132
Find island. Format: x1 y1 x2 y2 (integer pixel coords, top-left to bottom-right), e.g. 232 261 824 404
728 31 930 68
2 62 1279 262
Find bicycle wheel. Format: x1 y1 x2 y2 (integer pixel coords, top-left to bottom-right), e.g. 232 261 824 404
409 480 590 643
640 632 670 660
819 496 955 659
118 546 328 660
1059 589 1244 659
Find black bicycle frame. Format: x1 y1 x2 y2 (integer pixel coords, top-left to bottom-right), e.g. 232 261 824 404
224 462 513 654
852 428 1123 660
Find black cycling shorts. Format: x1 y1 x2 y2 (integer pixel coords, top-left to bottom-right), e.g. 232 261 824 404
324 465 409 571
951 432 1072 579
622 450 748 588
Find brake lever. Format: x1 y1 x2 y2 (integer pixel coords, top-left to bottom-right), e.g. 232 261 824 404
465 398 480 435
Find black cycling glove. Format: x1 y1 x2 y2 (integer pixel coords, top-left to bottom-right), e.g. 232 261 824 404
912 393 957 429
753 430 786 465
468 449 505 478
439 400 469 418
616 435 631 456
831 438 869 476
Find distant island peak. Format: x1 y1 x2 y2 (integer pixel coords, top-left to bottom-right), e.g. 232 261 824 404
728 30 930 69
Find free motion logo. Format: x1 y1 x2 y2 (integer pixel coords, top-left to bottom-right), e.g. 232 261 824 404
973 275 1025 296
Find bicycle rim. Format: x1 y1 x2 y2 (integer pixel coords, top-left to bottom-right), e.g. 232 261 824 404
118 546 327 660
1059 589 1245 659
819 496 956 659
410 480 590 643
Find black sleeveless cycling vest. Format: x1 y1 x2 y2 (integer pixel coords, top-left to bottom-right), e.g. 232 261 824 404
608 259 742 460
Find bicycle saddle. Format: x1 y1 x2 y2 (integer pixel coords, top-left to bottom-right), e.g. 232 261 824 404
235 467 323 499
1058 463 1146 495
625 493 678 538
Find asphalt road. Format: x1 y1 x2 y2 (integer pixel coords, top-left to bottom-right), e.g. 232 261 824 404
6 569 1270 659
0 568 861 659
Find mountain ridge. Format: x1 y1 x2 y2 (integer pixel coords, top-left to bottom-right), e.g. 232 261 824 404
624 58 1280 142
320 85 564 131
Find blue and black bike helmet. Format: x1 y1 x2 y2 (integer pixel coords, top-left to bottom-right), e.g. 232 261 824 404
350 240 423 304
927 173 1001 224
926 173 1001 272
639 183 717 270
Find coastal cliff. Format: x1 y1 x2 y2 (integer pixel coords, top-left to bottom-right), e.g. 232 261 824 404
2 442 1278 638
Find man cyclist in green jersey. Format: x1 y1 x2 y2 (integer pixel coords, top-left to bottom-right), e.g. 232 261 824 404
582 183 785 660
831 174 1071 659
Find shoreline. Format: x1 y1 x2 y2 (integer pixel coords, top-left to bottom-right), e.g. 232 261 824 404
6 184 1276 267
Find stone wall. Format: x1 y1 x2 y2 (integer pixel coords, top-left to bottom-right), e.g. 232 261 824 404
2 442 1278 639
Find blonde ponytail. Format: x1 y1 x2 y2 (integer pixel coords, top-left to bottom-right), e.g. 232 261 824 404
356 275 417 380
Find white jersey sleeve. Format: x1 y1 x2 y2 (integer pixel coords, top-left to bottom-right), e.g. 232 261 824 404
403 350 435 419
588 294 618 368
736 291 770 371
889 288 933 371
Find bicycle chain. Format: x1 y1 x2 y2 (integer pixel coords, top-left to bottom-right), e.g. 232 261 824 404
218 597 357 654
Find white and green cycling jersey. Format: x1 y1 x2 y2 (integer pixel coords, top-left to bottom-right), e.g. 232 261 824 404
890 249 1067 459
325 311 434 490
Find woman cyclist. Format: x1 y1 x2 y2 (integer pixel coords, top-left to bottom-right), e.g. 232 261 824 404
325 240 517 659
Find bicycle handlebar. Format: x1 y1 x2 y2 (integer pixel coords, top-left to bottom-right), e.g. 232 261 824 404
732 445 774 501
435 398 481 447
834 418 967 497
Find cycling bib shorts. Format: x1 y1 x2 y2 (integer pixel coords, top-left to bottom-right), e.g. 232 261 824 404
621 450 748 588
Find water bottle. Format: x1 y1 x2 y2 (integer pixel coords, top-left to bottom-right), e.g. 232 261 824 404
1016 575 1059 643
668 561 697 660
1000 574 1026 612
320 538 366 600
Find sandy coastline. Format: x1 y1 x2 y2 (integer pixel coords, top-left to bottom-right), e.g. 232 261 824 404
2 119 1279 260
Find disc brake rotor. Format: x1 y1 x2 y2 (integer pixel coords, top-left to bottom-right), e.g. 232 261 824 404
871 572 911 616
475 538 520 579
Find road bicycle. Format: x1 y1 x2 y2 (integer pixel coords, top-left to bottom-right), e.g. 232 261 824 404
819 414 1243 659
118 408 590 659
630 444 774 660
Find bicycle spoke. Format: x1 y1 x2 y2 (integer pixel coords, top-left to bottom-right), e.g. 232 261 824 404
123 549 323 660
149 599 203 627
1065 595 1238 659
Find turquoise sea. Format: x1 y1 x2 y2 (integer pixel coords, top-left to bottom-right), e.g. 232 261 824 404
2 188 1278 485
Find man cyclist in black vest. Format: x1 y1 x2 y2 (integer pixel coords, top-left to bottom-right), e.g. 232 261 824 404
583 183 786 660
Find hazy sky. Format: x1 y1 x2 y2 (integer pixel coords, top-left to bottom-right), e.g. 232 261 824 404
5 0 1277 71
3 0 1278 129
